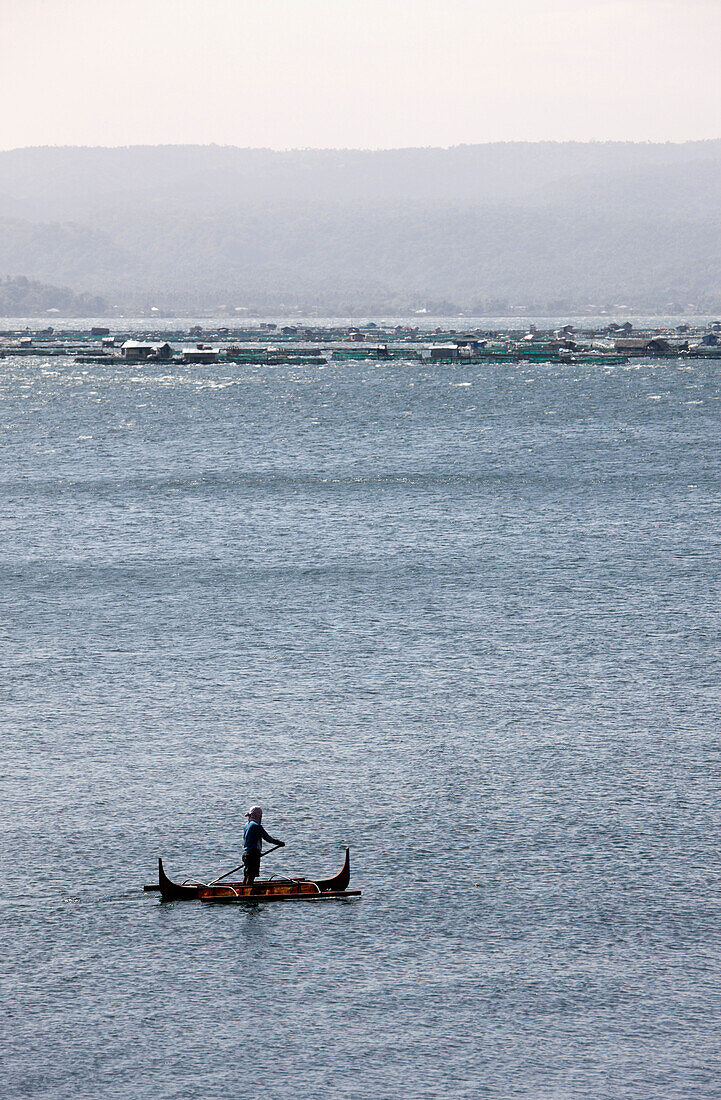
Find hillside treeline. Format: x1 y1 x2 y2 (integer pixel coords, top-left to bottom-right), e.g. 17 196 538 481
0 275 108 316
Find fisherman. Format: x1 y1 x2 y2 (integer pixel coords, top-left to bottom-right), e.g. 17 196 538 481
243 806 284 884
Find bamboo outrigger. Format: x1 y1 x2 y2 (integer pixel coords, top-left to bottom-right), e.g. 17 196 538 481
144 847 360 903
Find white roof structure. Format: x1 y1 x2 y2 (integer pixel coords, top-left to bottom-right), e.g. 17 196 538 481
121 340 165 350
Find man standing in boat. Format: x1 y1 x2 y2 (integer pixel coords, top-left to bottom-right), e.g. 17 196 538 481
243 806 284 884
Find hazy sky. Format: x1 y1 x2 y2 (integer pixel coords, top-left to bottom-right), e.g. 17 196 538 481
1 0 719 150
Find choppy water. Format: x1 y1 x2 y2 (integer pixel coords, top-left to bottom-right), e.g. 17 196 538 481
2 353 720 1099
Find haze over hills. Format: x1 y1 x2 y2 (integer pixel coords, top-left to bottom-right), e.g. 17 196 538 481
0 142 720 314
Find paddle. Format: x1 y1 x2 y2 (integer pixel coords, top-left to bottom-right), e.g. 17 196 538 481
206 844 284 887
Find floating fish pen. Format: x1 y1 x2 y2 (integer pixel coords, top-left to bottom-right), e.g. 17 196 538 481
0 345 70 357
267 354 327 365
226 347 327 365
331 345 415 361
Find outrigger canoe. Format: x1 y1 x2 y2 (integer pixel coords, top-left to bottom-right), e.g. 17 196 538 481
144 847 360 903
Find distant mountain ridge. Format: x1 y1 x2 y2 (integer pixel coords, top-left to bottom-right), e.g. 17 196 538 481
0 142 719 312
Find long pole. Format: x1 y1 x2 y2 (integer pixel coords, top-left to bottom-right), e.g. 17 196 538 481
206 844 283 887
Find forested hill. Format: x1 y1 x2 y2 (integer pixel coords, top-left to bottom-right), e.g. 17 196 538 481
0 142 720 313
0 276 107 316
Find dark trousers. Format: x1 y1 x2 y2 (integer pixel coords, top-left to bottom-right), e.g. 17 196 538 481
242 849 261 884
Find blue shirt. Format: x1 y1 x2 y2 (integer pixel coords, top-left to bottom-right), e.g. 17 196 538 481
243 820 281 852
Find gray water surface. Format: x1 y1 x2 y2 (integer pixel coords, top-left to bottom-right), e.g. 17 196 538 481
2 355 720 1098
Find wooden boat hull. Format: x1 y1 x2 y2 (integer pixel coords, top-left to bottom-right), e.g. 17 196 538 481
199 886 361 904
145 847 355 901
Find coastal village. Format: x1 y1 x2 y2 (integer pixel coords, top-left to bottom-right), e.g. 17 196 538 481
1 319 720 365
